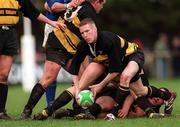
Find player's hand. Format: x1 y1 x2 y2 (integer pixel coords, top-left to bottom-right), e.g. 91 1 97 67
51 21 67 29
89 84 103 99
69 0 85 8
118 108 129 118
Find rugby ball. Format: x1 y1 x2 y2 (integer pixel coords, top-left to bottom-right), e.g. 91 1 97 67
78 90 94 108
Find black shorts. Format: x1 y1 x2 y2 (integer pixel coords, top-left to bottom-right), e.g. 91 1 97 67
0 27 18 55
123 49 145 83
45 32 73 67
95 86 117 100
140 69 150 86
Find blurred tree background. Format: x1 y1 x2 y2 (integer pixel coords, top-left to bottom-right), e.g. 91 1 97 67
99 0 180 48
28 0 180 49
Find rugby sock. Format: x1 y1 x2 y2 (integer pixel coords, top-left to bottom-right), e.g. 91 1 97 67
24 83 45 110
136 96 155 117
111 105 120 117
0 84 8 113
89 103 101 117
147 86 170 100
111 86 130 116
116 86 130 106
46 90 73 115
140 73 150 86
73 98 84 115
45 80 57 106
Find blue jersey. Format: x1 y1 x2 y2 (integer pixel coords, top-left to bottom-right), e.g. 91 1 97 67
46 0 71 20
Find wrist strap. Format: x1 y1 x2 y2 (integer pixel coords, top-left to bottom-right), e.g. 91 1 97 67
64 4 68 9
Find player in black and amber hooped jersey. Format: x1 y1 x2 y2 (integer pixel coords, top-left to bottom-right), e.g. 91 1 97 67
21 0 106 119
68 18 175 120
43 0 81 111
0 0 65 120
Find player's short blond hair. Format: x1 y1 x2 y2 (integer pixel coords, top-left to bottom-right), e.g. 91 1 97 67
79 18 95 27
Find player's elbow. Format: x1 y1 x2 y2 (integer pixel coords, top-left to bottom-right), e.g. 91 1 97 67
51 5 57 12
51 3 64 12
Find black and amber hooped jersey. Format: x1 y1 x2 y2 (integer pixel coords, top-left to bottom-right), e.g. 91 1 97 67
69 31 140 75
53 1 97 55
53 17 81 55
118 36 138 56
92 36 138 63
0 0 20 25
0 0 40 26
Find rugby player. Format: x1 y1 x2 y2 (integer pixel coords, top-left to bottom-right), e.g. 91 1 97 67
0 0 65 120
21 0 106 119
68 18 176 119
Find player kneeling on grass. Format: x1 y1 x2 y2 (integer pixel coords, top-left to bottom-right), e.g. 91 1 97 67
68 18 176 119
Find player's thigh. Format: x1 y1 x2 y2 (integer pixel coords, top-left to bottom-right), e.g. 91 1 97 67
121 61 139 79
79 62 105 90
78 56 90 78
120 49 144 84
120 61 139 87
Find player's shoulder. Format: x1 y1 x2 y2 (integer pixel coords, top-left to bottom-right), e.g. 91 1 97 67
81 1 91 6
99 31 120 44
80 1 94 11
99 31 117 39
100 31 114 35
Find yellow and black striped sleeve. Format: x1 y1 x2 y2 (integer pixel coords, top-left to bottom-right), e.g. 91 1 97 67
118 36 138 56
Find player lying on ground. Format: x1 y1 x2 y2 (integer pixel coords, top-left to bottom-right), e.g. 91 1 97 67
33 68 176 120
73 87 175 120
51 71 176 120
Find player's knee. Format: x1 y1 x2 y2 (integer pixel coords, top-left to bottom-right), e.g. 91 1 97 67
120 74 130 87
67 86 75 96
0 74 8 83
41 76 56 88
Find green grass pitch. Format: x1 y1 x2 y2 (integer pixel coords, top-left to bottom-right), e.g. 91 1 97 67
0 79 180 127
